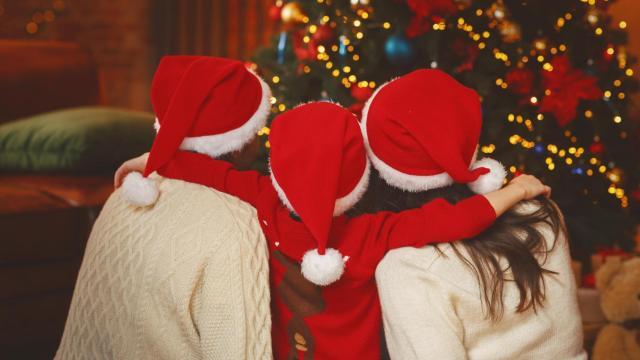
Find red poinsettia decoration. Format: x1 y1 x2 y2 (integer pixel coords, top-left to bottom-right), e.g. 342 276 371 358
539 56 602 127
292 31 318 62
451 37 479 73
405 0 457 38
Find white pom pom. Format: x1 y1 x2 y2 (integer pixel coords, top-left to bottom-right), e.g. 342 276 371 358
468 158 507 194
121 171 159 207
301 248 345 286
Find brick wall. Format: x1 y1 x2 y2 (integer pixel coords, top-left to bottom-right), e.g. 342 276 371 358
0 0 154 111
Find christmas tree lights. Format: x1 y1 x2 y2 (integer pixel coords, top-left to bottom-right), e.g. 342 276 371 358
252 0 640 256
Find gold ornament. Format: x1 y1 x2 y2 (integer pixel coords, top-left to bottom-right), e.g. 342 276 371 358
533 37 548 52
499 21 521 43
281 2 306 25
606 167 624 184
586 8 601 26
350 0 370 7
488 0 507 21
350 0 372 13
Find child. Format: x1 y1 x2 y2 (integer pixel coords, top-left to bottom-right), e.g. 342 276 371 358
119 58 550 360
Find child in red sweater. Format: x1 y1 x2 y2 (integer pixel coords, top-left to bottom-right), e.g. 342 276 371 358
118 57 550 359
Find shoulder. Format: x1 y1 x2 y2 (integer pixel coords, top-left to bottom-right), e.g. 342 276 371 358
376 246 449 284
510 199 567 250
136 178 262 243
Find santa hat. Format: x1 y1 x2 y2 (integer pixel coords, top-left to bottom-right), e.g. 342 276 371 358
269 102 370 286
122 56 271 206
361 69 506 194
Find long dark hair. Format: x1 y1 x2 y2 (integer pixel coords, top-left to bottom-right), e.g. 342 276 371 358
362 171 565 321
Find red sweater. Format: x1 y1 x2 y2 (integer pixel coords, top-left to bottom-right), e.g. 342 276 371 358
159 151 497 360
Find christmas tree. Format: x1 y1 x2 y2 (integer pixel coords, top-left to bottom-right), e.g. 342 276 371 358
251 0 639 263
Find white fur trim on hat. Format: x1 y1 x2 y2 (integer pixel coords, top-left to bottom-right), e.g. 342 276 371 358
121 171 159 207
362 80 491 193
301 248 345 286
269 158 371 216
467 157 507 194
333 159 370 216
154 71 272 158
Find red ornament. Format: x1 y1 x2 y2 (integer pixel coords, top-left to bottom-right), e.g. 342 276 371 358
406 0 457 19
589 142 604 154
312 24 335 44
268 4 281 21
350 85 374 102
506 68 534 95
603 44 615 62
405 0 457 38
631 188 640 202
539 56 602 127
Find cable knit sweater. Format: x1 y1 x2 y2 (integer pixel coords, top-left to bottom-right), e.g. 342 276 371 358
376 203 587 360
55 177 272 360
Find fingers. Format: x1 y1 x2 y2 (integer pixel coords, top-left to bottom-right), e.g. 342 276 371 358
114 153 150 189
114 162 130 189
508 174 552 200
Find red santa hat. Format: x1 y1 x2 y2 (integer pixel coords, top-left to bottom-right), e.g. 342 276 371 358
361 69 506 194
122 56 271 206
269 102 370 286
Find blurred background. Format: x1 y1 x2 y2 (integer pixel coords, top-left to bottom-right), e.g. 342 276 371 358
0 0 639 358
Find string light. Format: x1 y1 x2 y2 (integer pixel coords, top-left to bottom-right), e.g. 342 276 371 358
481 144 496 154
265 1 633 208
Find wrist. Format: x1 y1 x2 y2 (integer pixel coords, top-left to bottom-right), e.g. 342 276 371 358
506 182 527 200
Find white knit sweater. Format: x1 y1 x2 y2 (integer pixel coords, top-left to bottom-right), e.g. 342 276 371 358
56 177 272 360
376 204 587 360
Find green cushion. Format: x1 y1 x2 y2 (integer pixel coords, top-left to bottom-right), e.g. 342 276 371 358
0 107 155 174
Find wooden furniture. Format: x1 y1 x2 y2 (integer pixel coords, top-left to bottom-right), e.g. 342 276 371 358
0 40 113 359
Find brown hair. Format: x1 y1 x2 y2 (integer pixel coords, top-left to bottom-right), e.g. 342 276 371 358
363 172 564 321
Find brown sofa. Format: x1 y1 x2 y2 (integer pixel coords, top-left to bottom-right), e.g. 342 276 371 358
0 40 114 359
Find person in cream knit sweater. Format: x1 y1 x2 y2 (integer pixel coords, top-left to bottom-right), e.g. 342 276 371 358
363 69 586 359
56 56 273 360
55 178 272 360
375 198 586 360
